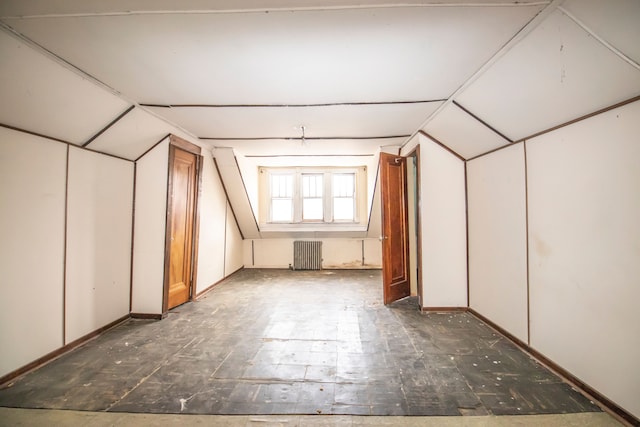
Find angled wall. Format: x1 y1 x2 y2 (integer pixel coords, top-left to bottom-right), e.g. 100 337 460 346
402 134 467 308
0 128 66 378
526 100 640 419
65 147 133 343
467 99 640 420
131 139 169 315
195 151 244 294
467 143 528 343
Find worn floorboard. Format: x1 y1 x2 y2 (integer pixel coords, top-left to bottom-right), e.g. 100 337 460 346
0 269 604 418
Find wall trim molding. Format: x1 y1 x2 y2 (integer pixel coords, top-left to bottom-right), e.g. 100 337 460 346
468 308 638 426
0 315 129 386
195 266 245 300
420 306 467 313
130 313 164 320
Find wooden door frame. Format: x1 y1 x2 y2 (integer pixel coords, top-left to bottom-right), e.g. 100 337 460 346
380 152 411 305
406 146 423 310
162 135 203 314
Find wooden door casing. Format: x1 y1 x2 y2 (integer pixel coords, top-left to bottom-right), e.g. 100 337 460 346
380 152 411 305
165 145 198 310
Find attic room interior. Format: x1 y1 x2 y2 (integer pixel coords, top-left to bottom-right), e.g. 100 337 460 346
0 0 638 425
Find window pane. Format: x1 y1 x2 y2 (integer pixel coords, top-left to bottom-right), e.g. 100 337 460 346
270 173 293 222
333 198 354 220
302 174 323 220
333 173 355 221
271 174 293 197
333 174 354 197
302 174 323 197
303 199 323 220
272 199 292 222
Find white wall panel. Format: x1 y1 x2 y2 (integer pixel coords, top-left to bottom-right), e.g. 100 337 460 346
194 152 227 294
0 128 66 377
253 239 293 268
363 238 382 268
467 144 528 343
419 134 467 307
247 238 381 269
131 139 169 314
243 240 254 267
457 9 640 141
65 147 133 343
527 100 640 419
0 30 130 145
225 203 245 275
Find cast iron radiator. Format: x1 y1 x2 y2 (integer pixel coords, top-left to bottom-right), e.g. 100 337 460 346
293 241 322 270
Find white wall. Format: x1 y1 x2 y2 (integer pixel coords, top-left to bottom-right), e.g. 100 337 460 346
196 151 245 293
405 134 467 308
245 238 381 269
131 139 169 315
527 100 640 419
0 128 66 377
467 143 528 343
224 202 245 275
194 151 228 294
65 147 133 343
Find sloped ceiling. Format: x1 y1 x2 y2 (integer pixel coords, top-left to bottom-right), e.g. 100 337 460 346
0 0 639 235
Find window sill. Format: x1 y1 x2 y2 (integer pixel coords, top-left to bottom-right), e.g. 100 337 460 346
259 223 367 233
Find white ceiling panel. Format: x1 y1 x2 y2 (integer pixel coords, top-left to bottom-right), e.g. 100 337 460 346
3 5 543 105
85 107 180 160
0 29 130 145
148 102 442 140
561 0 640 66
215 138 404 158
423 103 510 159
457 9 640 141
0 0 550 17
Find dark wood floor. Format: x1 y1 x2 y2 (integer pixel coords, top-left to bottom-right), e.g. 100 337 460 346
0 269 600 416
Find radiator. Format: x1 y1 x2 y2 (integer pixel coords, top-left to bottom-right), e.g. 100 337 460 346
293 241 322 270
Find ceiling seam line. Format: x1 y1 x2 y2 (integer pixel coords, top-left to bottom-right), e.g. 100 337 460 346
244 154 375 158
399 0 563 149
82 105 135 147
200 135 410 141
0 21 203 146
511 93 640 144
0 122 71 145
557 6 640 71
452 101 514 143
142 100 447 108
0 3 553 19
418 131 465 162
466 140 523 162
467 94 640 161
0 122 134 162
134 134 171 162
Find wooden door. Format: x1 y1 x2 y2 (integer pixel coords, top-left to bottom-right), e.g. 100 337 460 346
166 145 198 310
380 152 411 304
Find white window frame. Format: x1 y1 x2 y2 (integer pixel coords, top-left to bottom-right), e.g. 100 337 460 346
259 166 367 232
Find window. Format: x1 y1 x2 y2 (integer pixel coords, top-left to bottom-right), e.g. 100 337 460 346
270 173 293 222
332 173 355 221
259 167 366 228
302 174 323 220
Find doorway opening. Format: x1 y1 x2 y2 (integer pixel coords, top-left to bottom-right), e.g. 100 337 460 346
406 147 423 309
